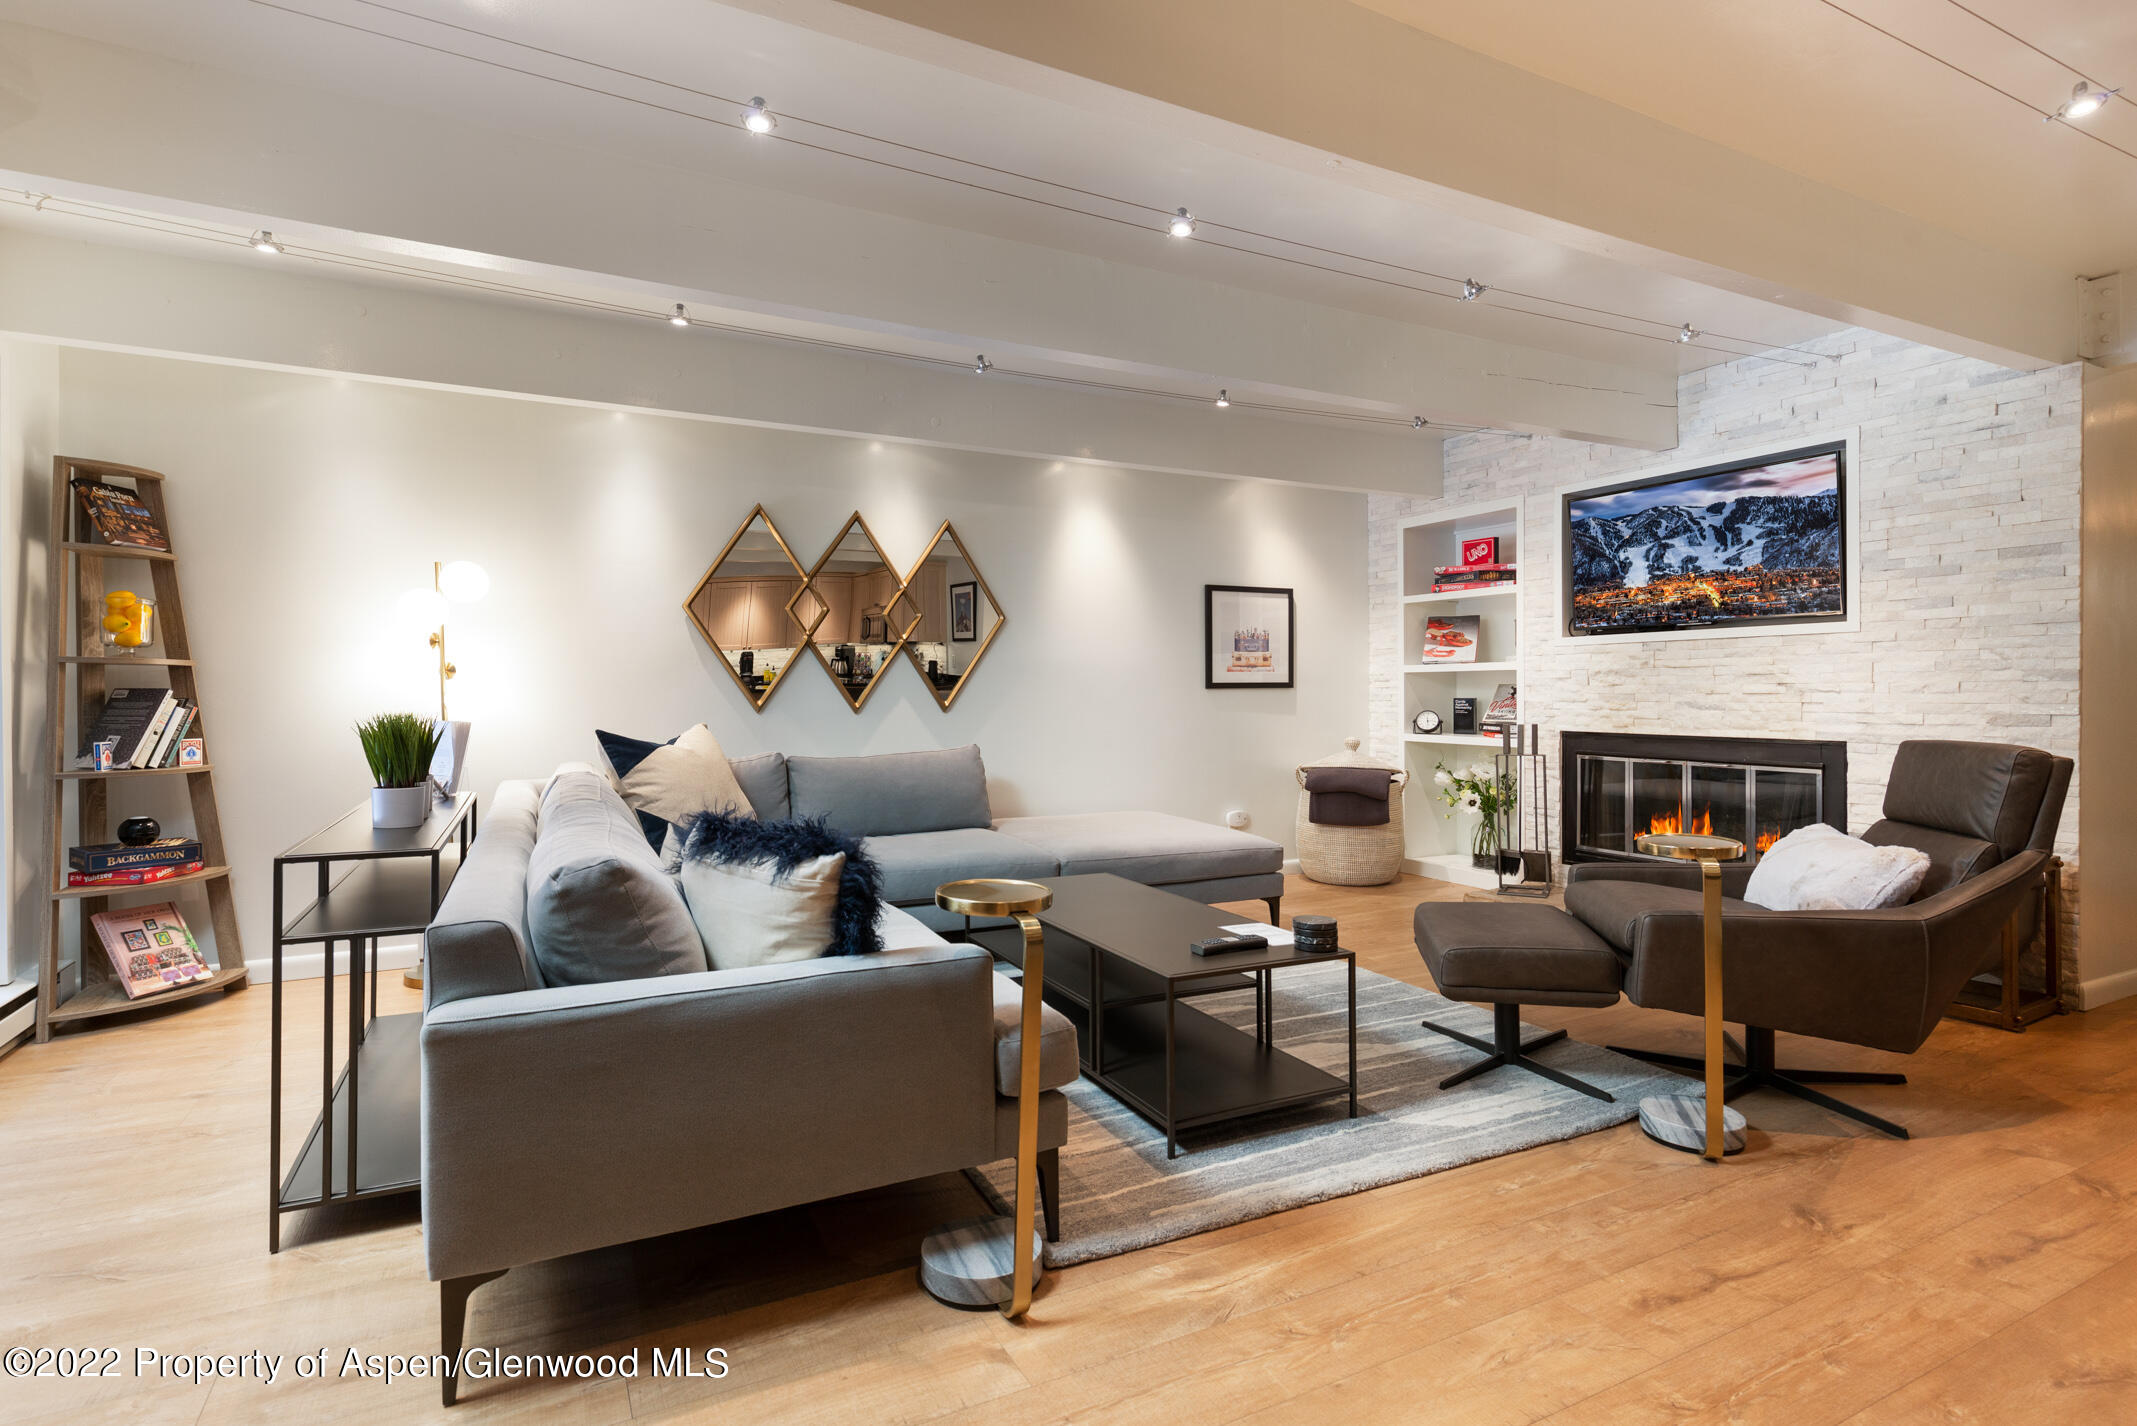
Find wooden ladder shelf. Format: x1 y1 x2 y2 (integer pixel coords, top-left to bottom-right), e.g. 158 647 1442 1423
37 457 247 1040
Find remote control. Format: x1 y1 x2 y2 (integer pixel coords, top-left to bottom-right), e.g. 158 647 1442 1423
1191 934 1268 956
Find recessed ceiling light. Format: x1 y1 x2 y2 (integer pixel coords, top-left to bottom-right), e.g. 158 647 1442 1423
2056 80 2117 120
1214 389 1230 408
1459 278 1486 302
742 97 776 134
1168 207 1196 239
1677 323 1699 343
669 303 689 327
974 354 991 375
251 229 282 254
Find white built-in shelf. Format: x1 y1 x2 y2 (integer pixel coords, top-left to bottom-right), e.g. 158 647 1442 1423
1404 733 1506 747
1403 585 1520 605
1402 660 1519 675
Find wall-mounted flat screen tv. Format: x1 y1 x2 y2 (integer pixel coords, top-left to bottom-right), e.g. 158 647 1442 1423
1563 440 1848 638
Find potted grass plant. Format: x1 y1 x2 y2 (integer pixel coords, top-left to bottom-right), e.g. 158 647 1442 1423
357 712 444 828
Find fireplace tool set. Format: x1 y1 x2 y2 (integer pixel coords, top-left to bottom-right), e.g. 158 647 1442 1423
1490 722 1552 896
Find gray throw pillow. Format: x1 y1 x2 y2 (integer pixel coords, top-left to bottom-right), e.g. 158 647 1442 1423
526 772 707 985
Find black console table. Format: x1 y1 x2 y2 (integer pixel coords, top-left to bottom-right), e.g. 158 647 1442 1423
268 793 477 1252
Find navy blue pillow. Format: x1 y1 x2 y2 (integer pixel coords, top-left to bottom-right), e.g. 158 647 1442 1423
594 727 675 848
679 811 884 957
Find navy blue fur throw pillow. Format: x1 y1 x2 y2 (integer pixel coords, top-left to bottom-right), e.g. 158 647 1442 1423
679 810 884 957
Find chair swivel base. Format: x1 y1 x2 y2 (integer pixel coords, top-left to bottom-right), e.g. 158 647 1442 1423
1422 1002 1615 1103
918 1215 1047 1311
1608 1026 1910 1140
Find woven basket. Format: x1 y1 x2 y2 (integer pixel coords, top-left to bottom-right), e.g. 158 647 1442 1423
1295 738 1409 886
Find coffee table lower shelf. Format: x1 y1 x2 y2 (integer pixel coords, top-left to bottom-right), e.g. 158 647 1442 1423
1078 998 1353 1153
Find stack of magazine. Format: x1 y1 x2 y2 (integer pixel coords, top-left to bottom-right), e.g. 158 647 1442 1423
88 902 212 998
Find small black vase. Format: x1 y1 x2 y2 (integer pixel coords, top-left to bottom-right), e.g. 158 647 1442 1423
117 816 162 847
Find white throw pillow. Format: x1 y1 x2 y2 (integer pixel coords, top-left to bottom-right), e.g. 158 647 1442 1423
677 849 846 970
617 723 755 837
1742 823 1931 912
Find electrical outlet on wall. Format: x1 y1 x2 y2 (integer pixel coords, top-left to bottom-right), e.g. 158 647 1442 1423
1226 810 1250 829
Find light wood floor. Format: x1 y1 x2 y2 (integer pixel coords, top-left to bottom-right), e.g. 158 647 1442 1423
6 873 2136 1425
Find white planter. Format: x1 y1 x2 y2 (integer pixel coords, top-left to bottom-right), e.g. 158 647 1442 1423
371 785 430 829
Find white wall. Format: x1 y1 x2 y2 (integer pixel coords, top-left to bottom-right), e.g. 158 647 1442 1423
40 346 1367 978
1370 328 2089 995
1 338 58 989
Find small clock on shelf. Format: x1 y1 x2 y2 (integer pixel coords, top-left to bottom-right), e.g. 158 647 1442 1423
1411 709 1443 735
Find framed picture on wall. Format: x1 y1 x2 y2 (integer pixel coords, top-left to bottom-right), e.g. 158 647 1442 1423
949 581 978 641
1204 584 1295 689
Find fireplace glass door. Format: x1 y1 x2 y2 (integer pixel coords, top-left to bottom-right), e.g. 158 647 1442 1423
1687 764 1750 846
1754 768 1821 855
1571 753 1823 866
1576 758 1630 854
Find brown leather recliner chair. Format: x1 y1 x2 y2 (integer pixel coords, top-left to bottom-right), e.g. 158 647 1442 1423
1565 740 2072 1139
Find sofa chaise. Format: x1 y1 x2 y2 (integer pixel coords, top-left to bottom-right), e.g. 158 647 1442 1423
750 744 1288 930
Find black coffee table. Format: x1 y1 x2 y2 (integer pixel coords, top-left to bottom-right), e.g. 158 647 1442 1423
967 873 1356 1157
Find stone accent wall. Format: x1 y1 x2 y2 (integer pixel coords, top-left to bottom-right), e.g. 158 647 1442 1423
1369 328 2082 993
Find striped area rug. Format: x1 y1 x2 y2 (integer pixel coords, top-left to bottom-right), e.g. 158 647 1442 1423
977 965 1688 1267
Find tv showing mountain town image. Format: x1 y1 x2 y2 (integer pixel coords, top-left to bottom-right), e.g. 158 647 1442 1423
1562 441 1847 637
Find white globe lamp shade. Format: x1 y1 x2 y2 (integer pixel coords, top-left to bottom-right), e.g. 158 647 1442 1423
396 586 449 633
439 560 491 603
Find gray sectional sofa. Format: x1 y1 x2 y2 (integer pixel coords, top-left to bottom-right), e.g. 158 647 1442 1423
418 747 1277 1404
419 771 1081 1405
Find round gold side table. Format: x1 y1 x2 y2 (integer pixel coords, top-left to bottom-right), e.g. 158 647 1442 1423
1634 832 1748 1161
919 878 1054 1317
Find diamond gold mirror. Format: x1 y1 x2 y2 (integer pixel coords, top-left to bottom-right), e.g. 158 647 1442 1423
684 504 821 710
901 521 1005 711
800 514 924 712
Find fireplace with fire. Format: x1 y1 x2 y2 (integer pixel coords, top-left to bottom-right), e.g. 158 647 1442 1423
1560 732 1847 869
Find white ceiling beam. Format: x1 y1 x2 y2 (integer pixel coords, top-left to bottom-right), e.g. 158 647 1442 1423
777 0 2080 370
0 20 1675 449
0 226 1443 494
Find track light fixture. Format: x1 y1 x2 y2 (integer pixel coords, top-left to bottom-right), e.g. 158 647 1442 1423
251 229 282 254
1214 389 1230 408
1677 323 1699 344
2053 80 2118 121
974 355 991 375
1459 278 1486 302
742 97 776 134
1168 207 1196 239
1413 416 1426 429
669 303 690 327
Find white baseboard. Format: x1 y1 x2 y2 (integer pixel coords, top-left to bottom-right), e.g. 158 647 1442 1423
2078 966 2137 1010
247 935 422 982
1281 858 1302 876
0 995 34 1060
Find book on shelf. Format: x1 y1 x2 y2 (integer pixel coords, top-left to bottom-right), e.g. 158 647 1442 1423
129 692 185 768
1419 614 1481 663
1481 682 1519 726
69 838 203 875
71 479 170 551
76 686 168 767
1431 579 1518 594
67 860 204 888
145 701 195 768
89 901 212 999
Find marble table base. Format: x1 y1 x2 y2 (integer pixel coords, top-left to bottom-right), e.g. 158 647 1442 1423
919 1215 1047 1309
1638 1092 1747 1157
